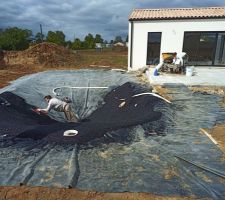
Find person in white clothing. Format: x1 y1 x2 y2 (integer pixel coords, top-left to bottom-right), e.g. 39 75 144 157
37 95 78 122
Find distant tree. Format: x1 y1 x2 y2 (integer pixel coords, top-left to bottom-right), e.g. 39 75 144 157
65 40 72 49
72 38 82 50
103 40 108 44
46 31 66 46
0 27 32 50
110 40 114 44
83 33 95 49
114 36 123 43
94 34 103 43
35 32 45 43
126 35 128 42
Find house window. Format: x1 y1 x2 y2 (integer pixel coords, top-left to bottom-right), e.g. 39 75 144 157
146 32 161 65
183 32 225 66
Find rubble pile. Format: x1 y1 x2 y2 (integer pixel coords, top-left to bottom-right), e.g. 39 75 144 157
3 43 80 67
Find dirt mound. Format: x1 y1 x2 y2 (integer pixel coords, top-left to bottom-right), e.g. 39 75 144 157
3 43 81 67
0 49 6 69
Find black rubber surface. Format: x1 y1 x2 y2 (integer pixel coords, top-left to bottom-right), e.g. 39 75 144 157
0 82 163 144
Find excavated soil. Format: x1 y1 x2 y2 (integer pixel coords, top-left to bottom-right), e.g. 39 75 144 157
3 42 81 67
0 186 200 200
0 43 127 88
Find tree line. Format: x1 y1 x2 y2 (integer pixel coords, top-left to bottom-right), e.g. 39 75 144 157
0 27 127 51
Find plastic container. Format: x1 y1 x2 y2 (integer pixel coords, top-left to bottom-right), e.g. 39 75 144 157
186 66 194 76
153 69 159 76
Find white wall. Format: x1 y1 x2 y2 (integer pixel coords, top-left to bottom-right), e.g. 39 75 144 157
128 18 225 70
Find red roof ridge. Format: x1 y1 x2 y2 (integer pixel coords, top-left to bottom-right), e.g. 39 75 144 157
129 6 225 20
132 6 225 11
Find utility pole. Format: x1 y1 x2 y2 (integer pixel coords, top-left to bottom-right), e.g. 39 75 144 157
40 24 43 42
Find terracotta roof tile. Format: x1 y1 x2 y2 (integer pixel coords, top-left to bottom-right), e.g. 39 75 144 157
129 7 225 20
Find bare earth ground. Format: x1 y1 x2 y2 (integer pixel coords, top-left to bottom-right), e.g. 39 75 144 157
0 45 127 88
1 47 224 200
0 186 200 200
207 123 225 161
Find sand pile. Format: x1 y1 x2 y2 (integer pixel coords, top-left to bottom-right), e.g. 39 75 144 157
3 42 81 67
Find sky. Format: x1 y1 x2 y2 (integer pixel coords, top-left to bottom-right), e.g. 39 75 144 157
0 0 225 42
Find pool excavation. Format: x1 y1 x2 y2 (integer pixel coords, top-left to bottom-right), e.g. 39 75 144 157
0 70 225 199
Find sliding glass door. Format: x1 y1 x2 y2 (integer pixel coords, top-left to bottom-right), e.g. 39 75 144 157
214 33 225 65
183 32 200 64
198 33 217 65
183 32 225 66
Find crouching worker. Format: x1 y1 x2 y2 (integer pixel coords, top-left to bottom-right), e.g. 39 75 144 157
37 95 78 122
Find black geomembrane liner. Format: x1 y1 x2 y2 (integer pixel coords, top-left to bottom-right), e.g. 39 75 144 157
0 82 163 144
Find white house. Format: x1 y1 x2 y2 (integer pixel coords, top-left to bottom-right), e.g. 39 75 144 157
114 42 125 47
128 7 225 70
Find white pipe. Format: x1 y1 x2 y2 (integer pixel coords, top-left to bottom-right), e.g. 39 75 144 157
111 69 127 72
53 86 109 95
200 128 218 145
132 93 171 104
